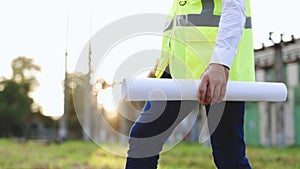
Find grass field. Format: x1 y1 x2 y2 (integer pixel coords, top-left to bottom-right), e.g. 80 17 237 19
0 139 300 169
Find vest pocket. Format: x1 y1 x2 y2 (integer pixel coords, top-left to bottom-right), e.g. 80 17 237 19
176 0 202 15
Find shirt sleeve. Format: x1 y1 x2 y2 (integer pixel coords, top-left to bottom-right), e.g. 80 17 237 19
209 0 246 69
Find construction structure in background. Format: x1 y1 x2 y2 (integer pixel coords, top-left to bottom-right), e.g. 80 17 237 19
244 34 300 147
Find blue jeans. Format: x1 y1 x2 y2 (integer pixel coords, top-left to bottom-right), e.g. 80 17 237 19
125 100 252 169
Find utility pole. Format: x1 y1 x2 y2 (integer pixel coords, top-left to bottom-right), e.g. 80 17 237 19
58 50 69 141
83 15 93 141
269 32 295 148
83 40 92 141
58 13 69 142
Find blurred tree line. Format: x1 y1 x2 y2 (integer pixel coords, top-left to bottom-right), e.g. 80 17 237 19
0 56 54 138
0 56 89 140
0 56 127 141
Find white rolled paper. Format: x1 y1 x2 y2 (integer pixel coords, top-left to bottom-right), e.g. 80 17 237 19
122 78 288 102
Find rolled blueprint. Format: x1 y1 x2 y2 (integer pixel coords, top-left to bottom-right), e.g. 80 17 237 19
122 78 288 102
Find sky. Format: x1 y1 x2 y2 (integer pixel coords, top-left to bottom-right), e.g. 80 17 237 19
1 0 300 117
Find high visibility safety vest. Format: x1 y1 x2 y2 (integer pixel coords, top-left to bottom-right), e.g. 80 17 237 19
155 0 255 82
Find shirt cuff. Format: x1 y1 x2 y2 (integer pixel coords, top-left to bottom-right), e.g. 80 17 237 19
209 47 236 69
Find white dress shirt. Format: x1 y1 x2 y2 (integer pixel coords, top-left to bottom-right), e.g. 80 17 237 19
209 0 247 69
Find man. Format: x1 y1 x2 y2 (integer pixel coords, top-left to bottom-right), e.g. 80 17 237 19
126 0 255 168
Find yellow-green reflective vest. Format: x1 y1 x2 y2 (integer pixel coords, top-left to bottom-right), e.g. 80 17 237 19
155 0 255 82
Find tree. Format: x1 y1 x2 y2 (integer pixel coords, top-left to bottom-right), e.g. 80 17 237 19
0 56 53 138
11 56 41 93
0 79 34 137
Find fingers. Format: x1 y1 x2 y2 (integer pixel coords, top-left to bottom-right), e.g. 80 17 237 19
198 74 209 104
218 85 226 103
204 80 213 104
210 81 226 104
211 82 220 104
199 73 215 105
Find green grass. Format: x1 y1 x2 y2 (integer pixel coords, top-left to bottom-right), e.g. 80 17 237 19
0 139 300 169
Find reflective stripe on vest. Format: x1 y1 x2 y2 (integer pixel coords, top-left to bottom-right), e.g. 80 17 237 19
164 14 252 31
155 0 255 82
